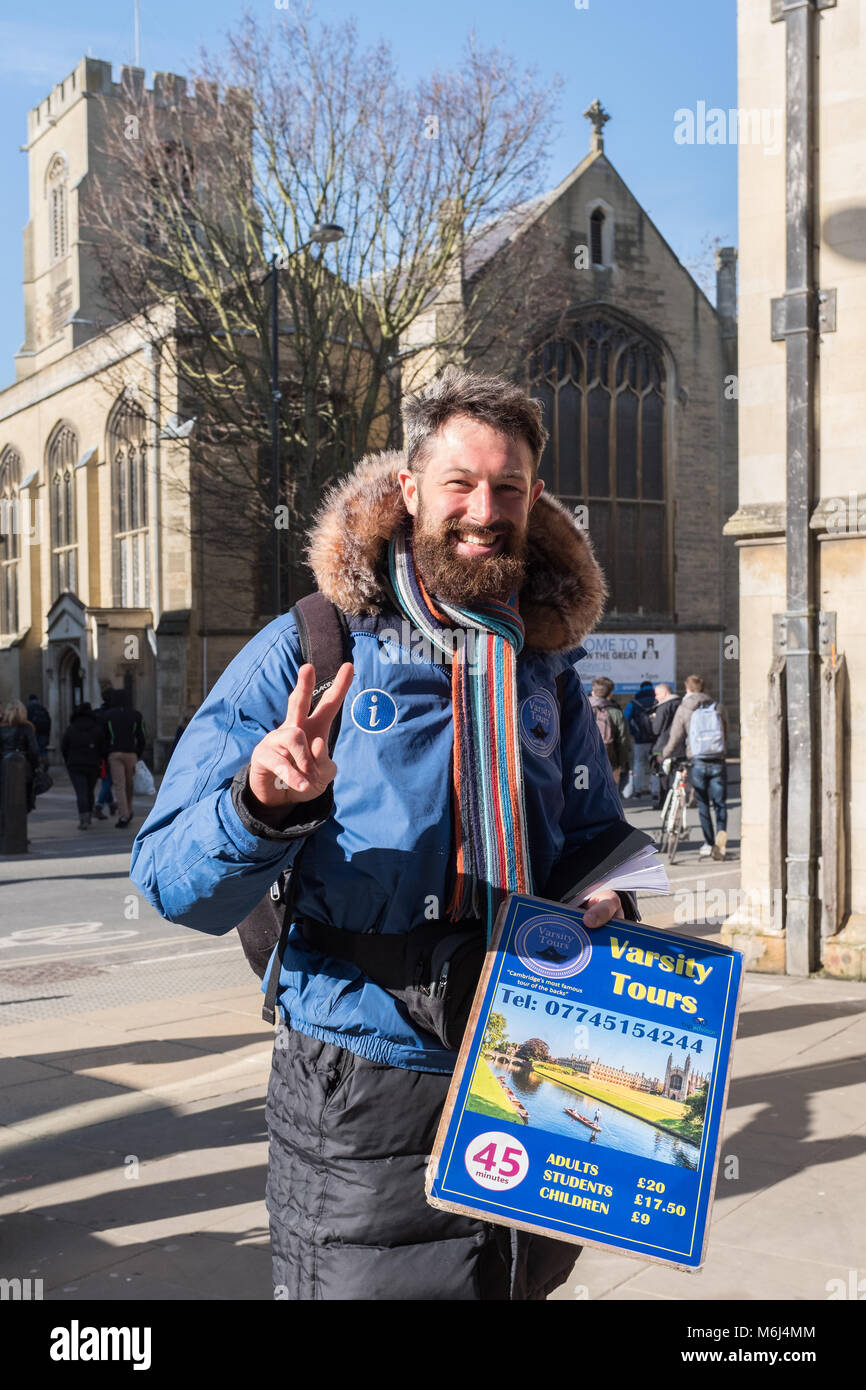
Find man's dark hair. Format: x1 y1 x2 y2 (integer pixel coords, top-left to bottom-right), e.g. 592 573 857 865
401 365 548 476
592 677 615 698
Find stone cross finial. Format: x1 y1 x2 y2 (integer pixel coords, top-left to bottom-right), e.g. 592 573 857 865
583 98 610 153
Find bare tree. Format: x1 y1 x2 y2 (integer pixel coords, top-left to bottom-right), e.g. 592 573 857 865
85 7 575 613
683 232 734 305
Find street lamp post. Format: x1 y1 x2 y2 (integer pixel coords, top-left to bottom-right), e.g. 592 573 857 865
263 221 345 615
268 250 282 615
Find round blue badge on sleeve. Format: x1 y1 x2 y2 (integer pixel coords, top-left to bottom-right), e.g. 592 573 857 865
519 689 560 757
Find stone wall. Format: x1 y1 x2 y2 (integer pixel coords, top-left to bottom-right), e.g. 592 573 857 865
723 0 866 976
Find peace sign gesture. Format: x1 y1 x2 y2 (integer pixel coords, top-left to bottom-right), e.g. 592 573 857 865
248 661 354 810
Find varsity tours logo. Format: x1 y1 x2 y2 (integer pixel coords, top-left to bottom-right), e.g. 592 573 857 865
514 913 593 981
519 690 559 757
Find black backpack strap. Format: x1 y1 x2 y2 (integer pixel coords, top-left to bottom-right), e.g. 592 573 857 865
292 591 351 737
262 841 307 1025
260 592 351 1025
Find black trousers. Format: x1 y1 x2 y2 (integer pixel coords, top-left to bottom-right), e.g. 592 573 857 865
68 769 97 815
266 1024 581 1301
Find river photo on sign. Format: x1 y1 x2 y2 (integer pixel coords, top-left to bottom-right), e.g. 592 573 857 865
469 999 718 1171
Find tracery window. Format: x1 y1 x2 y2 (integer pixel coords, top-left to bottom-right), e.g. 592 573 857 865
47 154 69 263
527 315 669 616
48 423 78 598
108 394 150 608
0 448 22 633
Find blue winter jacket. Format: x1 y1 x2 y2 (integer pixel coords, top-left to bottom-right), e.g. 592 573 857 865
130 450 631 1073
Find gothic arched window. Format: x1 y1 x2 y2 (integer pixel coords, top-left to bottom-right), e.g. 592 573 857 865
46 154 69 264
527 314 669 616
108 394 149 607
0 447 22 633
590 208 605 266
48 423 78 598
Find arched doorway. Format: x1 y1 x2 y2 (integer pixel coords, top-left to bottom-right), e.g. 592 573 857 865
57 645 84 735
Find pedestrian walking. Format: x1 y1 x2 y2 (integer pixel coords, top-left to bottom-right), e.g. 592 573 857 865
131 366 641 1302
170 704 197 759
26 693 51 760
61 702 108 829
662 674 729 859
588 677 631 788
0 700 41 812
104 689 146 828
649 683 682 808
92 688 118 819
622 681 655 799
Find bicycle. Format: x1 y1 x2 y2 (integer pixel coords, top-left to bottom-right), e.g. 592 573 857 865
656 759 691 862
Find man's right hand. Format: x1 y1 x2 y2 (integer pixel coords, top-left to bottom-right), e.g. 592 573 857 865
248 661 354 810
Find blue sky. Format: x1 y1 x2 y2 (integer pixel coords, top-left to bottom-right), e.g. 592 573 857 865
0 0 736 380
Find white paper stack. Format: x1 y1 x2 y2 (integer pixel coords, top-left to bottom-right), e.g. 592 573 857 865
567 843 670 905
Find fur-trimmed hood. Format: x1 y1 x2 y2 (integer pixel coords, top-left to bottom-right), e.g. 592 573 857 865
305 449 607 654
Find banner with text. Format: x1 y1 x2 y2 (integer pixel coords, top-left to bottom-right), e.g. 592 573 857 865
577 633 676 695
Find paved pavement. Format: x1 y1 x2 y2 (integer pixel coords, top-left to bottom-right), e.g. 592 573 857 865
0 773 254 1024
1 769 863 1300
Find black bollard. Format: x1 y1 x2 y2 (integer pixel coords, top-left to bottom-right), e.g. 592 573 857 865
0 750 29 854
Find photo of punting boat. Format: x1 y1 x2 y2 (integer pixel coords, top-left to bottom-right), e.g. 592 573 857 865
564 1107 601 1133
468 1002 718 1169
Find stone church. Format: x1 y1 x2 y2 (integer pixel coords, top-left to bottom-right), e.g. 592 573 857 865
661 1051 709 1101
0 59 739 769
418 98 740 728
0 58 253 768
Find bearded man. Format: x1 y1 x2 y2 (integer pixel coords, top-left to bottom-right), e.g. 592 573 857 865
131 365 638 1301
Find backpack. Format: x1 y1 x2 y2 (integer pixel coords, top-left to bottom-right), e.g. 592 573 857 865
29 702 50 737
592 700 616 762
234 591 350 1022
688 701 726 758
627 701 654 745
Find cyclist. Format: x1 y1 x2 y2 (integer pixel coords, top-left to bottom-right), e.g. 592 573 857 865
661 674 729 860
649 683 682 809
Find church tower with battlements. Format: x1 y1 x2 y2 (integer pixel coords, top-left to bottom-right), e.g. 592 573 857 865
0 58 254 755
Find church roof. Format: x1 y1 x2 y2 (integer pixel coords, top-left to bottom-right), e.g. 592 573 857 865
468 149 719 319
463 149 604 281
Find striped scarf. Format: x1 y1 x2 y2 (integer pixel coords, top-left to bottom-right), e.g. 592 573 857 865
388 522 534 942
